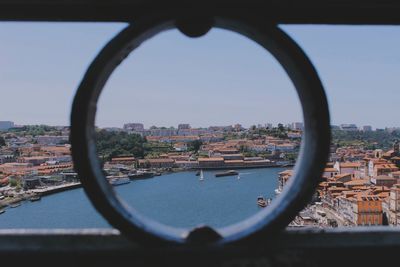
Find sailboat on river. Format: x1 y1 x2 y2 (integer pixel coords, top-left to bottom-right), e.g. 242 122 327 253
199 170 204 181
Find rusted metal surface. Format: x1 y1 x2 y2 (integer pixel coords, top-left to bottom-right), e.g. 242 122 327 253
70 13 330 246
1 0 400 24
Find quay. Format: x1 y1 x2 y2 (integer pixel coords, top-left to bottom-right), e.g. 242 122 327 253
192 164 291 170
31 182 82 196
0 196 26 209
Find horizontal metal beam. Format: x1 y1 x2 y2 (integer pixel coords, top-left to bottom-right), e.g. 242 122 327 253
0 227 399 267
1 0 400 24
1 227 400 250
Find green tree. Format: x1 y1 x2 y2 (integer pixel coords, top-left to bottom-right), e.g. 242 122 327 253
9 178 17 187
95 130 145 161
188 140 203 153
0 136 6 147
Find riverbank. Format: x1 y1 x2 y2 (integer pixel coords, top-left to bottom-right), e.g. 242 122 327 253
31 182 82 196
0 182 82 209
191 164 294 170
0 168 284 229
1 166 287 211
0 194 33 209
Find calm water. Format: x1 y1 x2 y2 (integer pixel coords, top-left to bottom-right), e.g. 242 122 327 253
0 168 285 229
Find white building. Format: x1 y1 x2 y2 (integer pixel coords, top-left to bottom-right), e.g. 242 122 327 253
276 143 297 152
288 132 302 139
123 123 144 132
334 161 361 177
248 145 268 152
291 122 304 131
150 128 177 136
36 136 69 145
178 124 191 130
362 125 373 132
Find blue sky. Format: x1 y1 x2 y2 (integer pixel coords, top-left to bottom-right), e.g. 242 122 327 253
0 23 399 129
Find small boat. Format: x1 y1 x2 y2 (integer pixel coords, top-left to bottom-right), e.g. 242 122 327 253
257 196 267 208
0 209 5 215
30 195 41 202
274 188 281 195
109 177 130 186
128 170 155 179
215 170 238 177
10 202 21 208
257 196 272 208
199 170 204 181
237 173 241 180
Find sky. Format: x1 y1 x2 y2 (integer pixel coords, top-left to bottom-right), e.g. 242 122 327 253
0 22 399 129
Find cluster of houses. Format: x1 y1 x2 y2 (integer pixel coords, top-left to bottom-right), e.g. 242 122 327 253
133 135 299 170
161 135 298 157
107 152 279 170
119 123 300 155
122 123 245 137
279 141 400 226
0 133 76 191
1 123 300 192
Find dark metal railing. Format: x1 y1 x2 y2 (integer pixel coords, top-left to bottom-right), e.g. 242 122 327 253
70 13 330 246
2 0 400 24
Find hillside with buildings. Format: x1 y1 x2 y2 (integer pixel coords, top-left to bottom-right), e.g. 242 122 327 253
279 140 400 227
2 120 400 228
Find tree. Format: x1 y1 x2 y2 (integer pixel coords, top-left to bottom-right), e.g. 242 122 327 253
95 130 145 161
0 136 5 147
239 144 248 153
9 178 17 187
188 140 203 153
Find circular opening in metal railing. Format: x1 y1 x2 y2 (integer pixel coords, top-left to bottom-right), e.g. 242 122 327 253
70 13 331 246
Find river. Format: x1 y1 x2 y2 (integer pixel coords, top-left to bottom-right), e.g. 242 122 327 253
0 168 286 229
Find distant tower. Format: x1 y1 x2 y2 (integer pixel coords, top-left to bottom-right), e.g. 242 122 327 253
394 140 400 156
374 149 383 159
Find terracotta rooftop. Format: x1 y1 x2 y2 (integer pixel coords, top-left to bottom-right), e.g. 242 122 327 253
224 160 244 163
340 162 361 168
344 179 368 186
198 157 224 162
111 157 135 161
373 175 397 180
324 168 338 172
333 173 352 179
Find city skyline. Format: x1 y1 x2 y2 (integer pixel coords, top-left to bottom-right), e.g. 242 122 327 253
1 23 400 128
1 120 398 131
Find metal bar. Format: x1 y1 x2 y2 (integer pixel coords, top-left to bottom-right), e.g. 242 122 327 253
0 228 399 267
0 227 400 252
1 0 400 24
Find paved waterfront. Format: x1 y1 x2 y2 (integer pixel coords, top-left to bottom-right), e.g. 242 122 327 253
0 168 285 229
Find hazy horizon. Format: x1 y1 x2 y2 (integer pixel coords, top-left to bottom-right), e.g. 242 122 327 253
1 23 400 128
1 121 396 130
